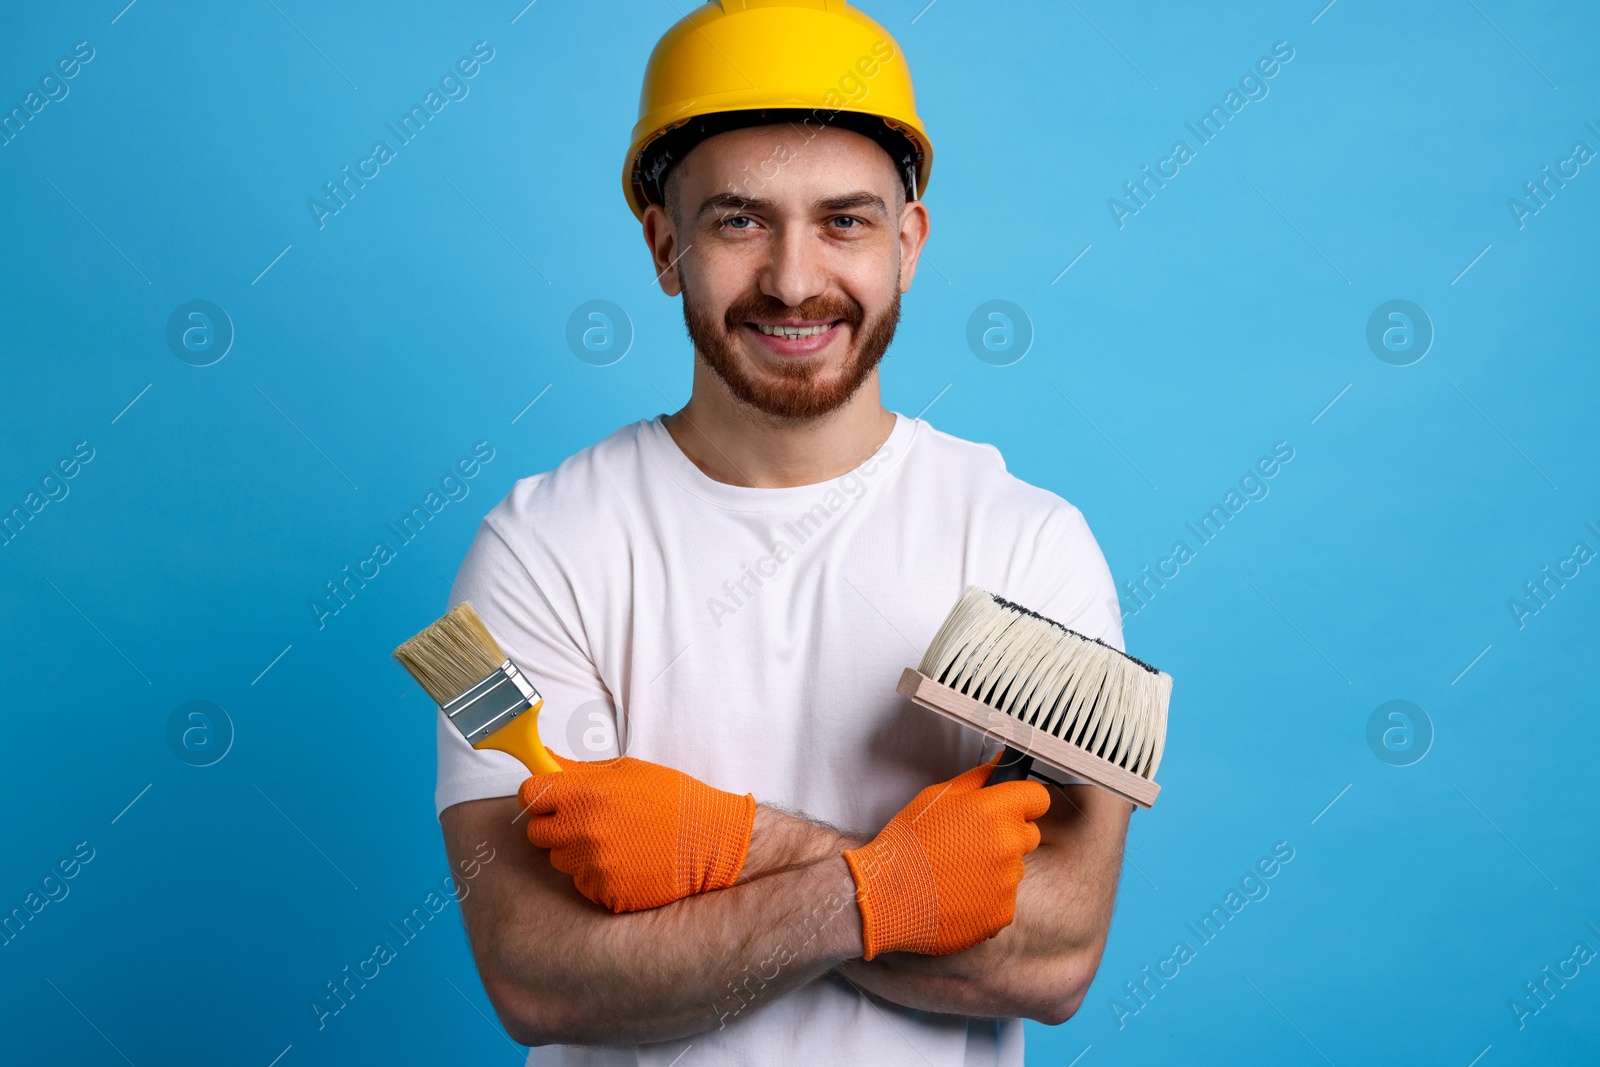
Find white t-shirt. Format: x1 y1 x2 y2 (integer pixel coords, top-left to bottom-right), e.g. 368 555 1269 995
437 411 1124 1066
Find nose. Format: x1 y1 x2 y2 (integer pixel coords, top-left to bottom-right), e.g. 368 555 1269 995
758 223 829 311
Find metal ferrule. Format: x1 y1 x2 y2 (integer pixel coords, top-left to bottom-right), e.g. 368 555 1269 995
441 660 542 746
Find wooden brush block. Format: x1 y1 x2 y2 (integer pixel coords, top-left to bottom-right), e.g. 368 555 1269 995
897 668 1161 809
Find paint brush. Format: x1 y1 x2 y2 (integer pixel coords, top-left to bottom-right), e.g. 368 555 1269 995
898 586 1171 808
393 601 562 775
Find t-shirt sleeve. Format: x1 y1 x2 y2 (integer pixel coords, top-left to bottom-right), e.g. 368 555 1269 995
1005 503 1127 788
1032 504 1125 655
434 512 616 817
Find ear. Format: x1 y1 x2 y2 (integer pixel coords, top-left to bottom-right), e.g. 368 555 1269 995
641 202 684 297
896 199 931 295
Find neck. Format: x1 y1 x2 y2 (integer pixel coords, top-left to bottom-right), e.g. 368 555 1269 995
663 359 895 488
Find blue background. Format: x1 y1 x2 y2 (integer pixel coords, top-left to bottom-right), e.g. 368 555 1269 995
2 1 1596 1064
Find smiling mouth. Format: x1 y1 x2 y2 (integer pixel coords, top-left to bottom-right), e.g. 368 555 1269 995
750 321 840 339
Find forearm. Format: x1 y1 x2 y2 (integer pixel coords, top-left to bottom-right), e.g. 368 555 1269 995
835 843 1099 1021
838 784 1131 1023
453 798 864 1046
739 802 1086 1018
739 803 864 881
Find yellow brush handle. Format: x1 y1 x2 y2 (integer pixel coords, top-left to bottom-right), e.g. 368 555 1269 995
473 699 562 776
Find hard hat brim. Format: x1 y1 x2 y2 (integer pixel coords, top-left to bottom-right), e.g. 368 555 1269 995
628 106 928 221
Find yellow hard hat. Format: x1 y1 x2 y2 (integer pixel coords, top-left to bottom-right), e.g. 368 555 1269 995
623 0 933 222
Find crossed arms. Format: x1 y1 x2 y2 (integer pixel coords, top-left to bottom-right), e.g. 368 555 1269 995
440 780 1131 1047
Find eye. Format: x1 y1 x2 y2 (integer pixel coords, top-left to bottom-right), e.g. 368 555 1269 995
831 216 864 229
720 214 755 230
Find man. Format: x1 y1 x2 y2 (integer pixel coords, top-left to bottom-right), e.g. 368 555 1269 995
437 2 1133 1063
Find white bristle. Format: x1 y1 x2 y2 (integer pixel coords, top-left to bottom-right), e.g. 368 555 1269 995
918 587 1170 779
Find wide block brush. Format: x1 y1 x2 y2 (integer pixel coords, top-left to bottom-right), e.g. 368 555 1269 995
393 601 562 776
897 586 1171 808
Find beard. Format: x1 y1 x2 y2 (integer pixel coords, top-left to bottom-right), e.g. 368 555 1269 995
681 278 901 421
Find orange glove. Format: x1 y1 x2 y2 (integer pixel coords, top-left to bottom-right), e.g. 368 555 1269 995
517 753 756 914
842 753 1052 960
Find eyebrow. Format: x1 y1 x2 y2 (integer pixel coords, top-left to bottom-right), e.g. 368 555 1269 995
695 190 890 221
816 192 889 218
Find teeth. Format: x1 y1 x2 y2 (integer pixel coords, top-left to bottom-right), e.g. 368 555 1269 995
755 323 832 339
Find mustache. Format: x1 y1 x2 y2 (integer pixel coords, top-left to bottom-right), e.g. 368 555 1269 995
722 293 864 332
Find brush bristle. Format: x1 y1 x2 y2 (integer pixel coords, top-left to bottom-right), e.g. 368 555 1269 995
919 586 1171 779
393 601 509 706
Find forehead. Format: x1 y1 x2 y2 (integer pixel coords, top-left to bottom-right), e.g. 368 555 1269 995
672 123 901 206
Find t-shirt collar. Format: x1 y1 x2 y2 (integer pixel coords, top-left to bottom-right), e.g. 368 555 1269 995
641 410 916 512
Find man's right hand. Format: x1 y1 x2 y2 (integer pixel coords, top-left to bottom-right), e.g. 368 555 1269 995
842 753 1052 960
